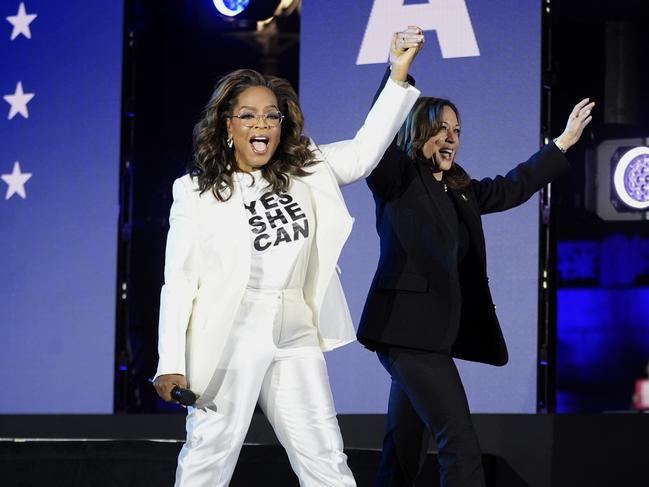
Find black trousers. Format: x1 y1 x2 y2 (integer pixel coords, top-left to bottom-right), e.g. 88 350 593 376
376 347 485 487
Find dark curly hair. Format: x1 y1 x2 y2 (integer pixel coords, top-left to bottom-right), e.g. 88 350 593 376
190 69 316 200
397 96 471 189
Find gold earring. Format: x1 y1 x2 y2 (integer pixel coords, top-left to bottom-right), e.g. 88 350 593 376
227 136 233 148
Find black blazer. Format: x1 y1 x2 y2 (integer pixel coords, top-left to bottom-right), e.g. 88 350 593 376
357 91 570 366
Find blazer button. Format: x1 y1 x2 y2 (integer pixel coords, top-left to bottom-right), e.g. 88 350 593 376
493 304 497 310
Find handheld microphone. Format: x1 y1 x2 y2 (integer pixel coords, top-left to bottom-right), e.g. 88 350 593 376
171 386 197 406
149 378 197 406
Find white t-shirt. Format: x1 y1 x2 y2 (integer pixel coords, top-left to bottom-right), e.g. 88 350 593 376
234 171 314 290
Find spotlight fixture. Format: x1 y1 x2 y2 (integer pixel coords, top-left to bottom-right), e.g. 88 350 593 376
612 146 649 210
212 0 250 17
212 0 282 21
586 137 649 221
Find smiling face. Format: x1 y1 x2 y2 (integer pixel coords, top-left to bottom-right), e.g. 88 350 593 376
421 105 461 178
226 85 282 172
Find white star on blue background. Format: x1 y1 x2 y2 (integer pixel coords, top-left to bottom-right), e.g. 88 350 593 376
3 81 35 119
6 2 37 40
1 161 32 199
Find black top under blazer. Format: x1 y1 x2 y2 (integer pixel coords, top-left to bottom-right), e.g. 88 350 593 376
357 87 570 366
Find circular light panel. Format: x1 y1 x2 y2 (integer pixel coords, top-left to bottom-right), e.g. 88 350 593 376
213 0 250 17
613 146 649 209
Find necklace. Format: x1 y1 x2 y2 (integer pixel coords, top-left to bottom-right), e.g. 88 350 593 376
443 182 448 193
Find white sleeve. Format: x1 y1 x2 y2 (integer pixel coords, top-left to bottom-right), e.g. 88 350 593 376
317 77 420 186
155 177 199 378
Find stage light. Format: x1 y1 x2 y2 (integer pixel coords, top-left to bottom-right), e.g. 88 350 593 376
212 0 250 17
212 0 285 21
613 146 649 210
586 137 649 221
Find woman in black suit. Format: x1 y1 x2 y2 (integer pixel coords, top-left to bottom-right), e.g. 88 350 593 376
357 85 594 486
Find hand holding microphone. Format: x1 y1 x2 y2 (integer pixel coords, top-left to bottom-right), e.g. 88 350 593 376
151 374 197 406
170 385 197 406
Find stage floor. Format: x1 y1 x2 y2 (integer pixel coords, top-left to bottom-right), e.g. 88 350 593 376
1 413 648 486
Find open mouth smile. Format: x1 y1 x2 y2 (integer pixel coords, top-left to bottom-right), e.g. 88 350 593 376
439 148 453 160
250 135 270 155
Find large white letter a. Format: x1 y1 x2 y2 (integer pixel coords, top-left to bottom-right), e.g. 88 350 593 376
356 0 480 65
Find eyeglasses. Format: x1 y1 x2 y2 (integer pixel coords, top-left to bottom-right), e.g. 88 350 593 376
229 110 284 128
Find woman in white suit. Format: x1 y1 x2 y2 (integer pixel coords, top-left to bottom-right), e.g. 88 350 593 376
152 28 424 487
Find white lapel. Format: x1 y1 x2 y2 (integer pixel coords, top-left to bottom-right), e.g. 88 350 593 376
300 160 353 321
195 180 250 312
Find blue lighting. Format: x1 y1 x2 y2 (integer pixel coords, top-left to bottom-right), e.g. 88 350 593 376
556 234 649 412
213 0 250 17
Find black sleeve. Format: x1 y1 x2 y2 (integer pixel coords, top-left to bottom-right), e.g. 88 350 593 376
371 67 416 105
472 142 571 215
366 68 415 199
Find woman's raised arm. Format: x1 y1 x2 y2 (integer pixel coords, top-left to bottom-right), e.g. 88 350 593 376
319 27 424 186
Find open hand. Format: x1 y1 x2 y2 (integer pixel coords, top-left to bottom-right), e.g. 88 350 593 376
555 98 595 151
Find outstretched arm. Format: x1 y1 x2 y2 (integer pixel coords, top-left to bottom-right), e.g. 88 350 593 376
318 27 423 186
474 98 595 214
365 29 422 198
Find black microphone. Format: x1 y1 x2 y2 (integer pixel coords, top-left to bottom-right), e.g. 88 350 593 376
171 386 197 406
149 378 197 406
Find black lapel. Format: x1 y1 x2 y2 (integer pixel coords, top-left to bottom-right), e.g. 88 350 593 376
447 186 487 267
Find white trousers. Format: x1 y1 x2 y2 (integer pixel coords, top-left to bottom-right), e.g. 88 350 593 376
175 288 356 487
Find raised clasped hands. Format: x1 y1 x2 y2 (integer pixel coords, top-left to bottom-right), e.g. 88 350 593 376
555 98 596 151
389 25 425 82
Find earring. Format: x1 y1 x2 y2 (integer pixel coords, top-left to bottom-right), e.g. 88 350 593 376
227 136 233 148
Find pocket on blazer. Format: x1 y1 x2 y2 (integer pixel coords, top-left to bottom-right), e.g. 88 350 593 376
375 272 429 293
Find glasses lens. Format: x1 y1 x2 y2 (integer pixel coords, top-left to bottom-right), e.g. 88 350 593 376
236 112 257 127
235 111 283 127
265 111 283 127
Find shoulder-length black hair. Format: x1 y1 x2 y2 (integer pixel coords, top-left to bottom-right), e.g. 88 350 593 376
190 69 315 201
397 96 471 189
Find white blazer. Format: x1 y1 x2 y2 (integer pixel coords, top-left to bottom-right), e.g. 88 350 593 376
155 78 420 405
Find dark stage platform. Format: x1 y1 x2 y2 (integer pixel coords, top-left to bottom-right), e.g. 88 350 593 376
0 440 516 487
1 413 648 486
